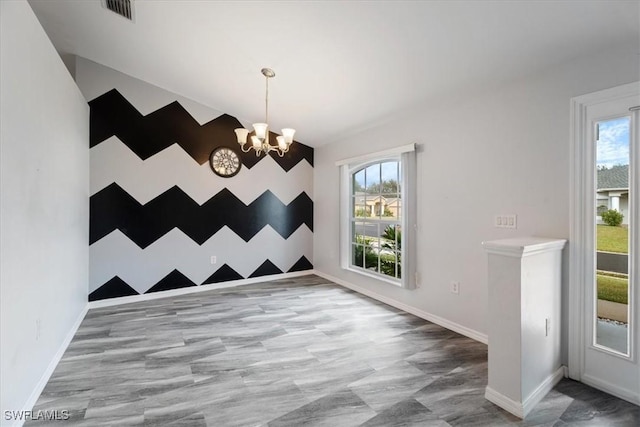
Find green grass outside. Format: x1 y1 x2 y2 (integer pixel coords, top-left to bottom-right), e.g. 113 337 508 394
597 274 628 304
597 225 628 254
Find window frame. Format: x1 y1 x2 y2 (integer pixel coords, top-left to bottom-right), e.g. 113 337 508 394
338 143 416 289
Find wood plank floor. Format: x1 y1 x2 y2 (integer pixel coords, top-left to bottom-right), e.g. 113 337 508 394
28 275 639 426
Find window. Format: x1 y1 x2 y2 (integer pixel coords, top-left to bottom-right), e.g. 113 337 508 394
338 144 416 288
351 161 402 280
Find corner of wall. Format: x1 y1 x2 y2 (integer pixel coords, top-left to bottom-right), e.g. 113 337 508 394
1 0 90 418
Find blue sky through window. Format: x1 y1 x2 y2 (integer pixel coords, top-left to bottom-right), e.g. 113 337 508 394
597 117 630 168
354 161 400 189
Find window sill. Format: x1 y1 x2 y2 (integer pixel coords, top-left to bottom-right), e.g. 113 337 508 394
344 266 402 287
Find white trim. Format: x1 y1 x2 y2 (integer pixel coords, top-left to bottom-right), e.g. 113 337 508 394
401 149 417 289
338 149 417 289
484 386 525 419
481 238 566 258
598 187 629 192
572 82 640 105
313 270 488 344
344 266 402 287
630 97 640 368
569 92 587 380
522 367 565 418
88 270 314 309
582 373 640 406
339 164 350 271
569 82 640 384
335 142 415 166
485 367 563 421
13 305 89 427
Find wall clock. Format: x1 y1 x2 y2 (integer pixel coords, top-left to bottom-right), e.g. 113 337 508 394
209 147 242 178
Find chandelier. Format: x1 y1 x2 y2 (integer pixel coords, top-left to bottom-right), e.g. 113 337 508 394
234 68 295 157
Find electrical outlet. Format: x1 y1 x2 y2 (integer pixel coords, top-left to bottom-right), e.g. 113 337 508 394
450 281 460 294
210 256 217 264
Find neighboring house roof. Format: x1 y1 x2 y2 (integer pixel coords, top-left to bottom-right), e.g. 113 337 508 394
597 165 628 190
354 193 387 205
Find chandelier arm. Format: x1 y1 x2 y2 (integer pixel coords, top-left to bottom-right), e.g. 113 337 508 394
265 143 283 157
239 144 253 154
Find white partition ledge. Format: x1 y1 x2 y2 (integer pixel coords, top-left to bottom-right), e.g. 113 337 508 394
482 237 566 419
483 237 567 258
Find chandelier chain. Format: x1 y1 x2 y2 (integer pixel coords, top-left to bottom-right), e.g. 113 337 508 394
265 73 269 125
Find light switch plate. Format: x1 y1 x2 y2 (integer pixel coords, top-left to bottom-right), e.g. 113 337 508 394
494 214 517 229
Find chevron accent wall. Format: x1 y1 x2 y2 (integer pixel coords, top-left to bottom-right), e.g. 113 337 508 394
88 89 313 301
90 89 313 171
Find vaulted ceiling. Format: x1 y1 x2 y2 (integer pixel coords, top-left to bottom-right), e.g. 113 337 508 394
28 0 640 146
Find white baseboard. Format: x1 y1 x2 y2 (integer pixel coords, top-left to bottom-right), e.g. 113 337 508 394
485 366 564 419
582 373 640 406
522 366 565 417
485 386 524 419
312 270 488 344
88 270 315 309
13 305 89 427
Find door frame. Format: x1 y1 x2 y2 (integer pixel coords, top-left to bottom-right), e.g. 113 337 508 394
569 81 640 403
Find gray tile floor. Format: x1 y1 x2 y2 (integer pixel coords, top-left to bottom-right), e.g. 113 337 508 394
29 275 639 426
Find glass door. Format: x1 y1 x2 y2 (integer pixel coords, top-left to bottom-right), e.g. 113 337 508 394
594 116 631 354
582 91 639 403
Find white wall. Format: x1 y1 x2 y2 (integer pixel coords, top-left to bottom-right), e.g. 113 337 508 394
0 0 89 419
75 56 226 126
314 44 639 362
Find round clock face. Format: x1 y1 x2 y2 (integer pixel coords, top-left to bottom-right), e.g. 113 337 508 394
209 147 241 178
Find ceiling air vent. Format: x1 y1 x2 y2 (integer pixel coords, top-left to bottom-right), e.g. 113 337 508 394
102 0 134 21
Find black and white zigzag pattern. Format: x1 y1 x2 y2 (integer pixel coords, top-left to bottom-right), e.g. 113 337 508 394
88 255 313 301
90 184 313 248
89 89 313 171
89 89 314 301
91 137 313 205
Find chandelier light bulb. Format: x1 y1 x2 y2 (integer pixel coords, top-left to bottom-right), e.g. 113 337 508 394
252 123 268 140
234 128 249 144
276 136 287 150
281 128 295 144
251 135 262 149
